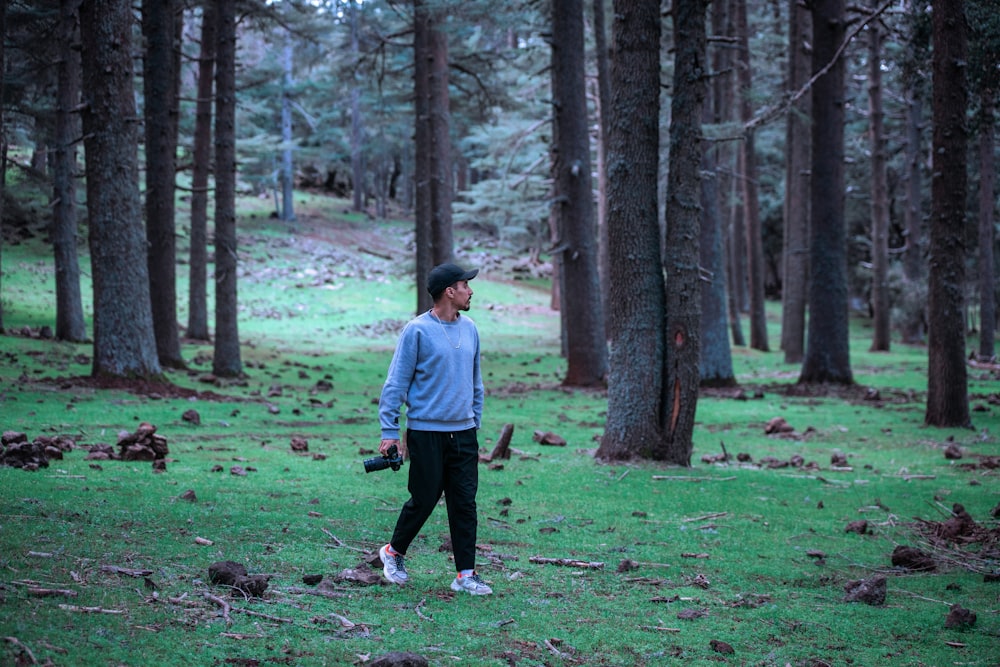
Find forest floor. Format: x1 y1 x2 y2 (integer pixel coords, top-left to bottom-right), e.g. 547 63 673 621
1 191 999 666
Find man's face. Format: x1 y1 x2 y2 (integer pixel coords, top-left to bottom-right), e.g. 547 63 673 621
448 280 474 310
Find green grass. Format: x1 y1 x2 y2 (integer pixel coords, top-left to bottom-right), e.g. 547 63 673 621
1 196 998 666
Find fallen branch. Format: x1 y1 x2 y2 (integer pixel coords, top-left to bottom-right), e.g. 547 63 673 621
529 556 604 570
889 474 936 481
57 604 124 615
27 587 78 598
204 592 232 624
2 637 37 665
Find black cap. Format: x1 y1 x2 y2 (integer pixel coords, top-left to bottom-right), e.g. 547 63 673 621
427 263 478 298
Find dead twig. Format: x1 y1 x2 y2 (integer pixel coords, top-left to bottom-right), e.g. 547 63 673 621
652 475 736 482
415 598 433 622
101 565 154 578
682 512 727 523
3 637 37 665
638 625 681 632
232 608 293 624
204 592 232 624
320 528 365 552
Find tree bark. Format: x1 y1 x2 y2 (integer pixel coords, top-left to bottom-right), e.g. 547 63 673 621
212 0 242 377
925 0 970 427
780 0 810 363
735 0 768 352
412 0 446 314
799 0 853 385
661 0 708 464
143 0 183 368
53 0 86 343
593 0 612 335
977 92 995 360
597 0 664 461
868 21 891 352
187 2 215 342
0 0 5 332
350 0 364 214
551 0 607 387
901 1 929 344
80 0 161 379
700 100 735 387
428 11 453 268
281 30 296 223
714 0 745 348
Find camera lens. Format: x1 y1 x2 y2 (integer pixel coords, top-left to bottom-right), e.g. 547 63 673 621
363 456 390 473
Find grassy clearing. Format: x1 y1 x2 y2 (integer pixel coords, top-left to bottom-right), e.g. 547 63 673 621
1 197 998 666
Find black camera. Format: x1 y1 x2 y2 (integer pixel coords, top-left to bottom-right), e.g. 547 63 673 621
363 444 403 473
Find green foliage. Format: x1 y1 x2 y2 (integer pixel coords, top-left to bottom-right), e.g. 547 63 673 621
2 211 999 667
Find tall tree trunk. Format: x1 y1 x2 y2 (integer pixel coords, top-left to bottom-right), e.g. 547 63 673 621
187 2 214 342
924 0 972 426
925 0 970 427
212 0 241 378
597 0 664 461
428 12 452 267
868 21 891 352
551 0 607 387
281 31 295 222
593 0 612 334
143 0 183 368
735 0 768 352
350 0 364 214
977 92 995 360
780 0 810 363
412 0 452 311
661 0 708 464
799 0 853 385
901 1 929 344
0 0 5 333
714 0 745 348
699 118 735 387
413 0 433 314
80 0 161 379
53 0 86 343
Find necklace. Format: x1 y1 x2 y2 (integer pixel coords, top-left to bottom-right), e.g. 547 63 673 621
429 310 461 349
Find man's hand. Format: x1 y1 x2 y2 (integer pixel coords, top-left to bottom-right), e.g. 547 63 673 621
380 438 407 461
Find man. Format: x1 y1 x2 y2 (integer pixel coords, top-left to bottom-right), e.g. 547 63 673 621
376 263 492 595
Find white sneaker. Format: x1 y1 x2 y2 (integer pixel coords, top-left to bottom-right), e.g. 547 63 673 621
379 544 408 585
450 572 493 595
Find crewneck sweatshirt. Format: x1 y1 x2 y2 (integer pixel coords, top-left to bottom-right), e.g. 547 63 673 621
378 311 484 440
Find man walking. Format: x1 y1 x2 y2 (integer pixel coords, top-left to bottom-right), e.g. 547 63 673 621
376 263 492 595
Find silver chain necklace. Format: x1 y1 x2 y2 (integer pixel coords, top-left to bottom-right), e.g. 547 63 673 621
429 310 461 349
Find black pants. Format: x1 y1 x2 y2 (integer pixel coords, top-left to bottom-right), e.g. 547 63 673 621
390 428 479 571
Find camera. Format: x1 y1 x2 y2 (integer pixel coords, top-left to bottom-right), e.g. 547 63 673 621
363 444 404 473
